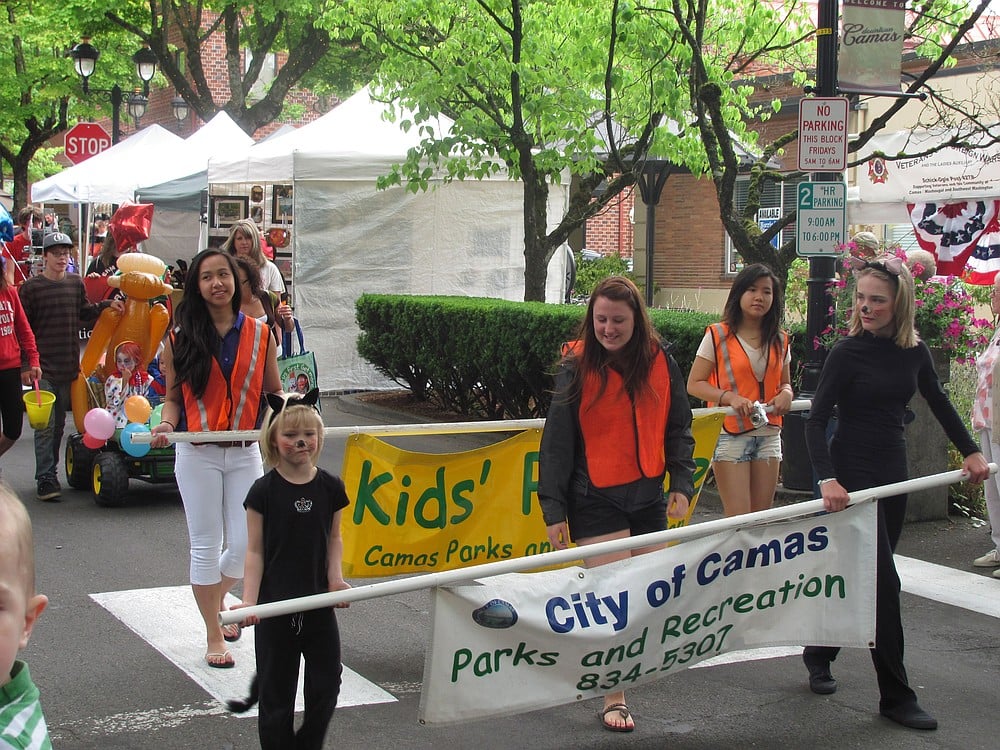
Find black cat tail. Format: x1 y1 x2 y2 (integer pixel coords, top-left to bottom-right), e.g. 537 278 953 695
226 673 259 713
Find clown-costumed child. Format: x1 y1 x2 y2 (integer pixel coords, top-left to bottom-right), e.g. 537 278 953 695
104 340 165 428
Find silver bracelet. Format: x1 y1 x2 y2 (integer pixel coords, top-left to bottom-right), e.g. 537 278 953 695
817 478 838 485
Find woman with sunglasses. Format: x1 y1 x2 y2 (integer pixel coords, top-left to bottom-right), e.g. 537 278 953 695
234 258 294 355
802 254 988 731
150 248 283 669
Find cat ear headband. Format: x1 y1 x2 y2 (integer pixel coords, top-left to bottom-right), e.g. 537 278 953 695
845 254 903 278
265 388 321 416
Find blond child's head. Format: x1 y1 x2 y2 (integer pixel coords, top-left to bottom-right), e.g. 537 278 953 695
0 487 48 686
260 390 324 467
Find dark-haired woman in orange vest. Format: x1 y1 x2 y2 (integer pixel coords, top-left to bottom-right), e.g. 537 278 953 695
687 263 793 517
538 276 695 734
150 248 282 670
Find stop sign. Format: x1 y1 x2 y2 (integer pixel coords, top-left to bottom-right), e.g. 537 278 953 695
64 122 112 165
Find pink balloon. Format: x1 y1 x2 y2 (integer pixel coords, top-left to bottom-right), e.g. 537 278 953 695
83 407 116 441
82 432 106 450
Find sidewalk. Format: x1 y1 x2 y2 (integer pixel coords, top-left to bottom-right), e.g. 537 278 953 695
330 391 998 577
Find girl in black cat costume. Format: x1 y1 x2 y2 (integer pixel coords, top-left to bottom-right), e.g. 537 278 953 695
231 389 351 749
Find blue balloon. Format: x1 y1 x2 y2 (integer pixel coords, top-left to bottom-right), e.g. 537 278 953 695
0 204 12 242
121 422 151 458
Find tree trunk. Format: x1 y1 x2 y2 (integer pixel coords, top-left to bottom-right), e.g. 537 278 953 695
521 166 553 302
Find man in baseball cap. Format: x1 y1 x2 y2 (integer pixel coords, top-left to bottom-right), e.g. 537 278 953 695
19 230 124 501
42 232 73 251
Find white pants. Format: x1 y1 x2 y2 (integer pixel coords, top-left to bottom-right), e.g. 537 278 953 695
175 442 263 585
978 431 1000 552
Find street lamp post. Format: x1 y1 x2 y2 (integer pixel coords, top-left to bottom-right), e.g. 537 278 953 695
68 39 155 144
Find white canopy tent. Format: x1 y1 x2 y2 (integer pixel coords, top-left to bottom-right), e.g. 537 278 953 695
136 112 254 262
208 87 569 392
31 124 185 205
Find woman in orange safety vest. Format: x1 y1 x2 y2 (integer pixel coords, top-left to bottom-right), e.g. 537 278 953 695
538 276 696 734
150 248 282 670
687 263 793 517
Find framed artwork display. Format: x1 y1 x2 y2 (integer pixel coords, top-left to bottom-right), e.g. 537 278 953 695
210 196 249 229
272 184 293 223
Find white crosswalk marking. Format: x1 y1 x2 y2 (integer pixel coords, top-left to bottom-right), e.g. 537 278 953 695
896 554 1000 618
91 586 396 718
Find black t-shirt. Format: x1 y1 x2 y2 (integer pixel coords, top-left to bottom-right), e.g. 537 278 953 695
244 468 350 604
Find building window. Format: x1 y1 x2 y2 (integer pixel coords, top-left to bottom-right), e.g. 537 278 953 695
725 176 805 274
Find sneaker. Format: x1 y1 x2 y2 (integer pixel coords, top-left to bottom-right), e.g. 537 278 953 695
973 548 1000 567
36 478 61 502
994 568 1000 579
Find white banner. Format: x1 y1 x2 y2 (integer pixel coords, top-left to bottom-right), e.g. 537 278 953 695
838 0 906 94
419 501 876 726
857 129 1000 204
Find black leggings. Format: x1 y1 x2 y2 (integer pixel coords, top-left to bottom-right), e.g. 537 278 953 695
0 368 24 441
255 608 342 750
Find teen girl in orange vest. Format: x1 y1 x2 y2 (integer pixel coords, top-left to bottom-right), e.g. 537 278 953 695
687 264 793 517
150 248 282 669
538 276 696 733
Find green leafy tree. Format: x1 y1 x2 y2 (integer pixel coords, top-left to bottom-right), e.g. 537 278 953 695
332 0 717 301
0 1 78 208
65 0 379 135
668 0 1000 284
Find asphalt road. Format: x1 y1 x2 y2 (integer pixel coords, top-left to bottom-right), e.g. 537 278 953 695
6 394 998 750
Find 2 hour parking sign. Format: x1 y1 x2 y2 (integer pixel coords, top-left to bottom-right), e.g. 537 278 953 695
796 181 846 256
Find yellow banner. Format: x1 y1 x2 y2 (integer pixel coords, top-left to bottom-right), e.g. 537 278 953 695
340 413 724 577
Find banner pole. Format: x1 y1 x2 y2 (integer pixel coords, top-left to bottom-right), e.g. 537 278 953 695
134 400 814 444
220 463 995 625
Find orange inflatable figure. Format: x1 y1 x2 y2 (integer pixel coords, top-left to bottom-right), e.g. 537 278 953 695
71 253 174 433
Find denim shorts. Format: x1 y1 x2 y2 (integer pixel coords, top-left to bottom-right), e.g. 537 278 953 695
712 431 782 463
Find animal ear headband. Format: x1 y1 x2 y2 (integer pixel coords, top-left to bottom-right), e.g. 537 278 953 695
845 254 903 278
265 388 321 415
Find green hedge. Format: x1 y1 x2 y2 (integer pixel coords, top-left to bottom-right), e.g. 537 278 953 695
357 295 727 419
357 294 810 419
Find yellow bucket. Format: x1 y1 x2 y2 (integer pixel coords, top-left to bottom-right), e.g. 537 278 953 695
23 390 56 430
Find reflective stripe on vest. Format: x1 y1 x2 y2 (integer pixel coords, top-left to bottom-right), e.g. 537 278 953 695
183 318 269 432
707 322 787 435
573 342 672 488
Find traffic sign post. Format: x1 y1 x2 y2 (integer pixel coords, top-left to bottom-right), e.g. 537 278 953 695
796 181 847 256
64 122 112 165
797 97 848 172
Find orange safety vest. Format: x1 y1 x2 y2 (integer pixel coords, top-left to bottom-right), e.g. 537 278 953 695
181 317 270 432
706 322 788 434
565 340 672 488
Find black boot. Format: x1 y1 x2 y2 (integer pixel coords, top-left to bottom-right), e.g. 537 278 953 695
879 702 937 730
803 653 837 695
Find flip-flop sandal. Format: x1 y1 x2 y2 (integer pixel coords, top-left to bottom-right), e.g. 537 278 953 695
206 651 235 669
600 703 635 733
222 623 242 642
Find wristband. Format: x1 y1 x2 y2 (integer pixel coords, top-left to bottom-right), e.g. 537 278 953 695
159 420 176 430
719 390 729 405
817 477 838 485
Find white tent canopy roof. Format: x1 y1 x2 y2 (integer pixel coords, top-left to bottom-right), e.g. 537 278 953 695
208 86 460 183
31 124 185 205
172 111 254 177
